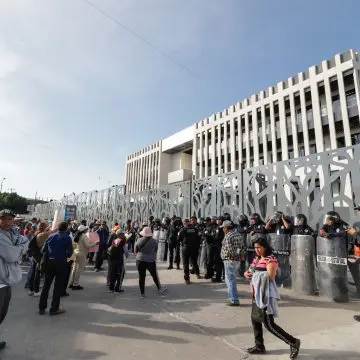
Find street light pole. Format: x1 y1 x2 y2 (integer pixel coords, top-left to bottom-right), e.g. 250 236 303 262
0 178 6 193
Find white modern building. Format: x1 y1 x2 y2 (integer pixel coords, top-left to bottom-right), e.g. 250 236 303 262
125 49 360 194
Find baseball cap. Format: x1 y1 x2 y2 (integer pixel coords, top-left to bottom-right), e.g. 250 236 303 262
0 209 16 218
220 220 233 228
77 225 89 232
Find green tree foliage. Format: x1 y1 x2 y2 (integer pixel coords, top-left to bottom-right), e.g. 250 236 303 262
0 192 30 214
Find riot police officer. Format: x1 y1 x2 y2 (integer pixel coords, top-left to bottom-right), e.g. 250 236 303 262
223 212 231 222
293 214 314 236
237 215 250 277
237 215 250 234
246 213 266 267
265 211 292 235
178 216 201 284
319 211 347 238
167 217 182 270
248 213 266 236
202 217 222 282
149 216 155 229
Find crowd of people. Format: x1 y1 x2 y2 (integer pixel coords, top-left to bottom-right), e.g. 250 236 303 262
1 207 360 358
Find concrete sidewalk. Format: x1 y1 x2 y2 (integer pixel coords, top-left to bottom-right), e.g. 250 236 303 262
1 257 359 360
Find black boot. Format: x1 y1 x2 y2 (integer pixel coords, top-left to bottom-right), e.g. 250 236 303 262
290 339 301 359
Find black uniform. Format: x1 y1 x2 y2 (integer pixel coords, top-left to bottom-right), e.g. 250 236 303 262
167 219 182 269
293 225 314 236
266 220 293 235
203 224 222 280
178 225 201 281
235 225 249 277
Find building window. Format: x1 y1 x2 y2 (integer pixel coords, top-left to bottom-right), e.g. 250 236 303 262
310 144 317 154
346 92 359 118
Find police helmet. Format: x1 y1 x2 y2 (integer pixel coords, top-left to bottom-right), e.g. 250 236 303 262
324 211 341 224
250 213 261 222
238 214 249 226
295 214 307 226
223 212 231 221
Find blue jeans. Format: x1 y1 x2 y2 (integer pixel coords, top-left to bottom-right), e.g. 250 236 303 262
224 260 240 304
25 260 35 288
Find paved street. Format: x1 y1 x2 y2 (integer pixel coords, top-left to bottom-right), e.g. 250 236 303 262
2 258 360 360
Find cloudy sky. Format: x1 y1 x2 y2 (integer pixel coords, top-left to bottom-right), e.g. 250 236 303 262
0 0 359 199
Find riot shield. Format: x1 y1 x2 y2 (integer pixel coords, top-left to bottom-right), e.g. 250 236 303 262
267 234 291 287
156 239 166 262
246 234 260 268
316 235 349 302
199 241 207 274
158 229 168 261
290 235 317 295
236 233 248 277
152 229 160 241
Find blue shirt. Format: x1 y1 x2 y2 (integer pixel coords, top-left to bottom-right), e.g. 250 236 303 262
44 232 73 261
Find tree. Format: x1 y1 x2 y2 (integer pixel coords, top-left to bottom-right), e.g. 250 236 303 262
0 192 30 214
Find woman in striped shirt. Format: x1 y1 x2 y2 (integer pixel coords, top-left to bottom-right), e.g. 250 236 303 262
245 237 301 359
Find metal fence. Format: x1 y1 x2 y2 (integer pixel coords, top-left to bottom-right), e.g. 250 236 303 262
32 144 360 227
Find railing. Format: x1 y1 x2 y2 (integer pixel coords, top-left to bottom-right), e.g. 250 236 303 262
33 144 360 228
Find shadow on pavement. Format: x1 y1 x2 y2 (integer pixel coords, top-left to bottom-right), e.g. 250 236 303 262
264 348 360 359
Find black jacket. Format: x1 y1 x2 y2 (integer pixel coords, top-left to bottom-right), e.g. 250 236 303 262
202 225 216 246
213 226 225 245
178 225 201 248
167 223 182 245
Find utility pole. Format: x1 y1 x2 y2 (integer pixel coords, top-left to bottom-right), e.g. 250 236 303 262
7 188 16 193
0 177 6 193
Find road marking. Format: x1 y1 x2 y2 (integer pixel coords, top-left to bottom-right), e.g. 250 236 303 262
150 299 250 358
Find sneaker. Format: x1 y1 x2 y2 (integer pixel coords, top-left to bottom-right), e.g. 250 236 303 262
196 274 202 279
139 294 146 299
167 265 173 270
212 278 222 283
33 292 41 297
61 292 70 297
176 265 180 270
115 289 125 293
290 339 301 359
225 301 240 307
204 274 211 279
247 346 266 354
28 291 34 296
185 279 190 285
108 290 114 294
49 309 66 316
0 341 7 350
68 284 74 289
158 286 168 294
39 309 45 315
354 315 360 322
